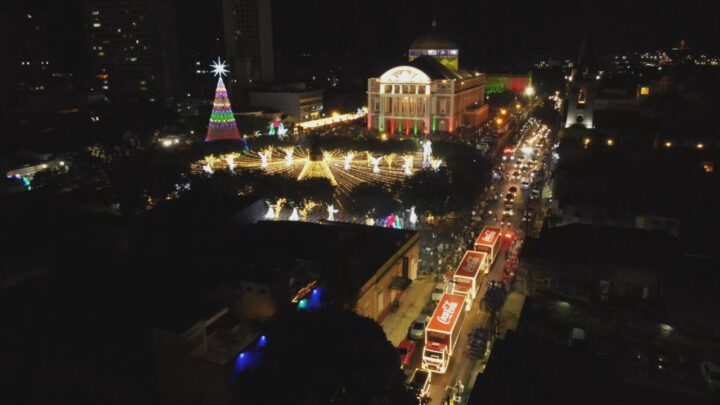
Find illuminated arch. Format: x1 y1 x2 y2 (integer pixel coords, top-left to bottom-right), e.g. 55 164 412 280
379 66 431 84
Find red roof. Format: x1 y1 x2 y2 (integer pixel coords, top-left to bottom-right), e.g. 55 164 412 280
453 250 487 279
426 294 466 334
475 226 502 247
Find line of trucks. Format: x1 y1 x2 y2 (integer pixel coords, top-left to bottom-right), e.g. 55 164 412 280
410 225 503 386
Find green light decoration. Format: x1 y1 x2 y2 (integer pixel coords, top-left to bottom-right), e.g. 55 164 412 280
398 119 403 134
432 117 437 132
413 120 418 136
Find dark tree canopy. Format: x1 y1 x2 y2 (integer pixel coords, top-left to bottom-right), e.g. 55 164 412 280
345 182 400 217
235 308 416 405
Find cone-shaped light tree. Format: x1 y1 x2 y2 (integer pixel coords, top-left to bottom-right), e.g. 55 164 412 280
205 58 241 142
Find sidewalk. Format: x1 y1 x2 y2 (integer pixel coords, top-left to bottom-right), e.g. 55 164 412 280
381 275 436 346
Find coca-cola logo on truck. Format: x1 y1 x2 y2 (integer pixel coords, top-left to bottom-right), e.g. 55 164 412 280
480 230 497 243
459 256 482 274
437 300 459 325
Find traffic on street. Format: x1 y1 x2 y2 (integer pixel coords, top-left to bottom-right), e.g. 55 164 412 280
397 116 556 404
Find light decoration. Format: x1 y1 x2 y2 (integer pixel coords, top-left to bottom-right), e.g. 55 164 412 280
258 149 271 168
422 140 432 164
366 217 375 226
268 118 287 137
369 155 382 173
205 58 241 142
225 152 239 172
299 200 318 221
297 108 367 129
409 206 418 227
192 146 437 201
383 153 397 168
430 158 443 171
403 155 414 176
289 207 300 221
283 147 295 167
264 205 275 220
343 152 355 170
326 204 339 221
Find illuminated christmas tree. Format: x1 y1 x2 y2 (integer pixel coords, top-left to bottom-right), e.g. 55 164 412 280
205 58 241 142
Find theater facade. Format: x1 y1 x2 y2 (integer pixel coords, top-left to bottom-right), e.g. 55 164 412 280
367 30 489 135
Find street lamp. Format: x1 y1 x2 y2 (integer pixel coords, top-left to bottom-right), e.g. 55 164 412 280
495 117 504 126
524 86 535 97
500 108 507 116
606 138 615 146
696 143 705 149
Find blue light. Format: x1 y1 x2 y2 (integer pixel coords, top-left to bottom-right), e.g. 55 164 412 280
258 335 268 348
312 288 319 295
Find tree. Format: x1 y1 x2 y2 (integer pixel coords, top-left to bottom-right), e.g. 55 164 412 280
205 75 241 141
345 183 399 217
234 308 416 405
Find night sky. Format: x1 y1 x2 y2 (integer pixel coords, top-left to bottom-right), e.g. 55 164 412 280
274 0 720 70
12 0 720 79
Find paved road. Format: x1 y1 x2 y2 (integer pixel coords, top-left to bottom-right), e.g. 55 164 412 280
412 121 552 404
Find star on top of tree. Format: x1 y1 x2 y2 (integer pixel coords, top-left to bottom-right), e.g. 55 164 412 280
210 57 229 77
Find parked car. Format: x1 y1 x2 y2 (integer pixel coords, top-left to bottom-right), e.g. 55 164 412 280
431 283 448 302
408 368 431 399
508 186 518 194
521 180 530 189
408 315 430 339
503 204 514 216
701 361 720 391
397 339 417 369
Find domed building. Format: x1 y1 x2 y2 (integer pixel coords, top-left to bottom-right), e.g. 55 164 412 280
367 24 489 134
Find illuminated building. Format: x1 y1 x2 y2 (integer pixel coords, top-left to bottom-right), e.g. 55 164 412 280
249 86 323 122
222 0 274 87
485 74 533 94
367 26 488 134
84 0 181 102
564 72 596 129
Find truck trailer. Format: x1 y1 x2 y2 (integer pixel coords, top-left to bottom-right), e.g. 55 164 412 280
422 294 467 373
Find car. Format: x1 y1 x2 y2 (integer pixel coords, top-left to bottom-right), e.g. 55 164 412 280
522 213 533 222
701 361 720 391
521 181 530 189
431 283 448 302
408 368 431 398
505 193 515 202
397 339 417 369
503 204 514 216
408 315 429 339
508 186 518 194
512 172 521 180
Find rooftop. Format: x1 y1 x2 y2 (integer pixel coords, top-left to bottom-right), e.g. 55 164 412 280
522 223 674 270
407 56 476 80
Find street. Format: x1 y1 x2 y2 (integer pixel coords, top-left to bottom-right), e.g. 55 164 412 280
396 118 555 404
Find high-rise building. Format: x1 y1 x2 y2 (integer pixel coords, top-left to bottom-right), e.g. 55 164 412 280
222 0 274 88
84 0 180 103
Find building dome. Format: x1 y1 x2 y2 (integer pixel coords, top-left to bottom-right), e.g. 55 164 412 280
409 32 458 50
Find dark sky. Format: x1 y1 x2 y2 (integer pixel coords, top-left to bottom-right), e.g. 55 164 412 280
274 0 720 70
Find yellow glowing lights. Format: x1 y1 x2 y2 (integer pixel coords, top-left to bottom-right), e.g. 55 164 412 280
500 108 507 116
664 141 673 148
515 103 521 109
495 118 504 125
640 86 650 95
696 143 705 149
606 139 615 146
583 138 591 146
